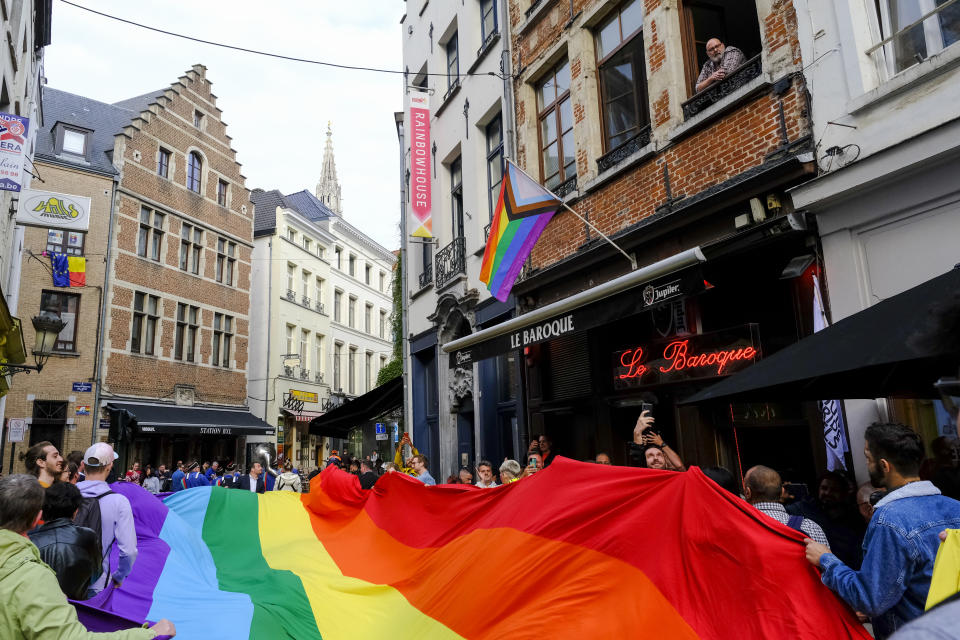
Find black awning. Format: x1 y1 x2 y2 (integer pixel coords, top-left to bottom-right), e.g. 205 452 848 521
680 267 960 404
105 401 275 436
308 376 402 438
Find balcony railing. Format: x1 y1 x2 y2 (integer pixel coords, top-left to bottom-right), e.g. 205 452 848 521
301 295 310 307
283 365 294 377
299 368 310 380
681 55 763 120
435 236 466 289
597 125 652 173
315 371 324 384
554 174 578 199
419 262 433 289
284 289 296 302
315 301 325 314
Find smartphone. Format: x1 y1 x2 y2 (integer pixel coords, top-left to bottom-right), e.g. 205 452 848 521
528 456 538 468
640 402 654 416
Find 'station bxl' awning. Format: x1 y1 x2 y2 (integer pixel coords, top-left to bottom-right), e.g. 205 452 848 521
106 401 275 436
681 266 960 404
308 376 403 439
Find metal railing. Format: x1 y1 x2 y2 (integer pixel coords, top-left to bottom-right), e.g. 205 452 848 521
284 289 296 302
315 371 324 383
301 295 310 307
419 263 433 289
597 126 652 173
315 301 325 314
554 174 578 199
299 368 310 380
435 236 466 289
681 55 763 119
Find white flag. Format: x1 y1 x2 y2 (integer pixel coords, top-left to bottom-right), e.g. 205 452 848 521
813 275 849 470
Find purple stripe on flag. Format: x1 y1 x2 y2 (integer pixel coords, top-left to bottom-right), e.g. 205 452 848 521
82 483 171 623
491 212 555 301
487 216 538 295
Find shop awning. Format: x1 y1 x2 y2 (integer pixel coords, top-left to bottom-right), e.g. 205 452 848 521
105 401 275 436
442 247 707 365
308 376 402 438
680 266 960 404
282 409 325 423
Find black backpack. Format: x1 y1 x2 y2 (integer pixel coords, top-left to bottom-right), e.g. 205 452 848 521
74 490 115 564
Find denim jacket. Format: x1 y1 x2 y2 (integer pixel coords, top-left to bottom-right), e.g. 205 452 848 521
819 481 960 639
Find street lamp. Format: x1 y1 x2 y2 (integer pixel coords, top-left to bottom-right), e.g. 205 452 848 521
2 308 66 375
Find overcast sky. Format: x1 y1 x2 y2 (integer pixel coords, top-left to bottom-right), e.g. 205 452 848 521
45 0 405 249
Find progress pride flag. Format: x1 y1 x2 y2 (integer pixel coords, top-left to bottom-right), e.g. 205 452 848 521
408 93 432 238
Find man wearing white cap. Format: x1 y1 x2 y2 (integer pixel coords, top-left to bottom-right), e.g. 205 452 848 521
76 442 138 596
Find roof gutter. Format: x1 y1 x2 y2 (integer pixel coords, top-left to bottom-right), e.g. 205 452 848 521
442 246 706 354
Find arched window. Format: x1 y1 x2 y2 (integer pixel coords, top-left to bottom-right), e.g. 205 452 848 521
187 151 202 193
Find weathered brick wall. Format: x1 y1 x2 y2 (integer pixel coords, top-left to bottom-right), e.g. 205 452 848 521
103 65 252 406
511 0 809 272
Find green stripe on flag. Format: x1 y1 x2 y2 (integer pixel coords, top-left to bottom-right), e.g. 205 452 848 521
201 489 322 640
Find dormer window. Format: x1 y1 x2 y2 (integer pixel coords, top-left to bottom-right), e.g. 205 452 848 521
55 124 92 158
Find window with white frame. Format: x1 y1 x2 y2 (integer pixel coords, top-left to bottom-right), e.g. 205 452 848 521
137 207 164 261
179 223 203 275
537 59 574 189
485 114 504 218
287 263 296 294
873 0 960 75
481 0 498 44
216 238 236 285
131 292 159 355
596 0 649 152
446 32 460 92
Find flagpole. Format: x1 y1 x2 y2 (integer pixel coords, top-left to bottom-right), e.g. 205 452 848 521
506 159 637 270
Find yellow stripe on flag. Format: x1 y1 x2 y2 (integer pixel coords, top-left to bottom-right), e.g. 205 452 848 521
67 256 86 273
926 528 960 610
257 492 463 640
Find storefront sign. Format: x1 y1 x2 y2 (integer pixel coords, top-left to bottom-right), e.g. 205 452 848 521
75 405 91 416
612 324 760 390
408 92 432 238
451 268 706 366
72 382 92 392
290 389 318 403
16 188 92 231
199 427 233 435
6 419 26 442
0 113 29 192
99 418 110 430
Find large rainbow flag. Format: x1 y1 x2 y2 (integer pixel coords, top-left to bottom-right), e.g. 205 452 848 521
77 460 870 639
479 161 561 302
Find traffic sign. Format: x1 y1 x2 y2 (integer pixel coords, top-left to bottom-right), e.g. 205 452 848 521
7 419 26 442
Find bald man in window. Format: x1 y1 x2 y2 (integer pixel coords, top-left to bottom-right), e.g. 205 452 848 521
695 39 746 93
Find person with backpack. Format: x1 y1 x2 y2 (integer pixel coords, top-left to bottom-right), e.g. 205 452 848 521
75 443 138 597
274 461 302 492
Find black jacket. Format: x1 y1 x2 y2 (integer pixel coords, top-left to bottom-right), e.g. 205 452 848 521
358 471 379 490
234 474 266 493
28 518 102 600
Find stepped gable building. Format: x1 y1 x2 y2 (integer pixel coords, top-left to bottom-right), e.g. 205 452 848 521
250 125 395 469
101 65 270 470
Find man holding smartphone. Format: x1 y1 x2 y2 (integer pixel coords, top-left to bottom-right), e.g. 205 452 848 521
630 409 685 470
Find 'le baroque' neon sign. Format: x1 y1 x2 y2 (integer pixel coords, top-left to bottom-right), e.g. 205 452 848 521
618 340 758 380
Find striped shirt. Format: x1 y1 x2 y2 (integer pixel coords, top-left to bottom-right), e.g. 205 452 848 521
753 502 830 546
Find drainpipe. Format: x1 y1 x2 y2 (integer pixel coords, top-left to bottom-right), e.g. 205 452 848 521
394 110 412 440
264 237 273 425
500 0 517 161
92 177 120 446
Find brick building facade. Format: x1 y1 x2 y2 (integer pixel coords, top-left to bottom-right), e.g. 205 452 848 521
99 65 270 470
443 0 833 486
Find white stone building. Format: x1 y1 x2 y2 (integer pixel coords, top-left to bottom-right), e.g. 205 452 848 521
791 0 960 481
250 127 396 468
399 0 522 478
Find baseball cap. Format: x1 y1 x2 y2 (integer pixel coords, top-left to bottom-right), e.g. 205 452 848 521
84 442 118 467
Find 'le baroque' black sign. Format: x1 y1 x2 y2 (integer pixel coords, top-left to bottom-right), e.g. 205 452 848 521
449 268 705 367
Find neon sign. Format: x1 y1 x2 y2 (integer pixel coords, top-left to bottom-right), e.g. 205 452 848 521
613 324 760 389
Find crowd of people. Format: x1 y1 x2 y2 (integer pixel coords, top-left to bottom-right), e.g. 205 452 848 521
1 405 959 638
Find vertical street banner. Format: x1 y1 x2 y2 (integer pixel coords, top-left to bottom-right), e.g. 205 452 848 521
813 274 849 470
0 112 30 192
408 92 432 238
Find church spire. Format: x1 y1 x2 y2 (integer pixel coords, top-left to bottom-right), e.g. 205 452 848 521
316 121 342 214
